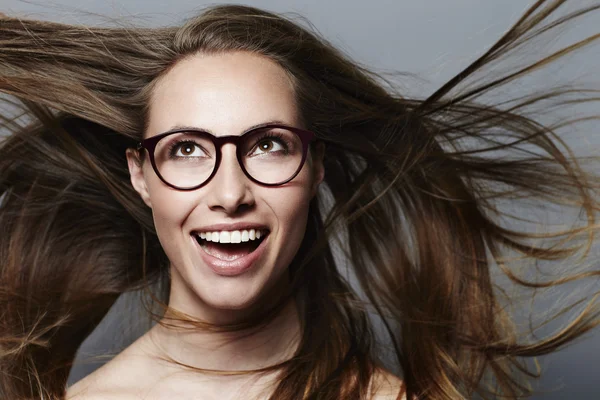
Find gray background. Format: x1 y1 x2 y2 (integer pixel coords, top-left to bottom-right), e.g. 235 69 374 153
2 0 599 398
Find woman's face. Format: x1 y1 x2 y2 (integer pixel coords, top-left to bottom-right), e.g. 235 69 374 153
127 52 324 323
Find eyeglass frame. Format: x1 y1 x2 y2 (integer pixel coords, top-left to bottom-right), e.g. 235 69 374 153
136 123 316 191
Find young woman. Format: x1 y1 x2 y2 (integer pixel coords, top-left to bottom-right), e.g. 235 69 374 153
1 1 599 399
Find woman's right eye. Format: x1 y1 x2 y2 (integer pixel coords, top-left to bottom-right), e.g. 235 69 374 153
171 141 205 158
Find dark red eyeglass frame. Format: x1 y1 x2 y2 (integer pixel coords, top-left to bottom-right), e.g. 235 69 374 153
136 124 316 191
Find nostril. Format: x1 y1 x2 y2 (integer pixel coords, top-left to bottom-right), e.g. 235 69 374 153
237 203 252 213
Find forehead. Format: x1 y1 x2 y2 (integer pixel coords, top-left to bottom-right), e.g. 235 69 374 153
146 52 299 138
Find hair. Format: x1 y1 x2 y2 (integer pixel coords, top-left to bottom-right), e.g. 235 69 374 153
1 1 599 399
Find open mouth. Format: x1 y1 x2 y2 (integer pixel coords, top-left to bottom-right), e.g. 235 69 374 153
192 229 269 261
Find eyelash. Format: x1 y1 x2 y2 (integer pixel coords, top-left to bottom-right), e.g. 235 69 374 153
167 139 206 158
250 132 291 154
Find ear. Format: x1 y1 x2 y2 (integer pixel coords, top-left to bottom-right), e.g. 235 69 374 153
310 141 325 198
126 148 152 208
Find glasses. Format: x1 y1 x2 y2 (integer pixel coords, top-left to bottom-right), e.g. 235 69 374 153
137 124 316 190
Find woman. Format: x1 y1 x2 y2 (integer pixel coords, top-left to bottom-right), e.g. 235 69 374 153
0 1 599 399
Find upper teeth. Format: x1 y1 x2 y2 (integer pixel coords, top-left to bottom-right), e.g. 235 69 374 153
197 229 265 244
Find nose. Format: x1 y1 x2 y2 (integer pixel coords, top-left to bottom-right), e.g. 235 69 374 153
205 144 255 214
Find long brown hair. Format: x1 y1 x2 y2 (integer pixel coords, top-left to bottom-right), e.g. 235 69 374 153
1 1 599 399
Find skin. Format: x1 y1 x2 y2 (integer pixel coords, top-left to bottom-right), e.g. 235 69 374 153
66 51 403 400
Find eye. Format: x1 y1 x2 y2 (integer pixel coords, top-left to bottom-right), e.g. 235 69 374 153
170 141 207 158
249 134 288 156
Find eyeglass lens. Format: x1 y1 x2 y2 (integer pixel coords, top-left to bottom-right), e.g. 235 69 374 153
153 127 304 188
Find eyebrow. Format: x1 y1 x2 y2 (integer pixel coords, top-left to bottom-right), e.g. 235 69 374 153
163 120 291 135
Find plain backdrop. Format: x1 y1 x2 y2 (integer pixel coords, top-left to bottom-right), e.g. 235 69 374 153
2 1 599 398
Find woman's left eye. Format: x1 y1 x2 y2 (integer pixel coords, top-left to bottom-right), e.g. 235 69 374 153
251 138 285 155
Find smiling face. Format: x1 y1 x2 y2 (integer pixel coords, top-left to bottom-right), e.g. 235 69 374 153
126 52 324 324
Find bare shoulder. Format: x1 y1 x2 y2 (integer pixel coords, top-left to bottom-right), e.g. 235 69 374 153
65 359 138 399
66 369 127 399
66 337 156 399
369 368 406 400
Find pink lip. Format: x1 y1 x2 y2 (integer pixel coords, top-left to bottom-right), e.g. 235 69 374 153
192 233 269 277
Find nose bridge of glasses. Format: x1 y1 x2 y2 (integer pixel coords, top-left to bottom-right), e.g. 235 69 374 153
214 136 246 177
214 134 243 152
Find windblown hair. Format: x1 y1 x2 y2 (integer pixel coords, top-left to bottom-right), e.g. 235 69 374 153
1 1 599 399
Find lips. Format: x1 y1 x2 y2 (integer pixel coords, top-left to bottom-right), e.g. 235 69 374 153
192 231 270 276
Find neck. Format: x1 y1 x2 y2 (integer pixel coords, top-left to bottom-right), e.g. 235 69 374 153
145 297 301 373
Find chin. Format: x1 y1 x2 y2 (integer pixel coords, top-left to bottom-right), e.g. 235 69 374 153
193 268 290 322
204 288 263 311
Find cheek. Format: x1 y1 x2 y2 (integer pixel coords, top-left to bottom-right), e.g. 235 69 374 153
279 194 311 226
270 187 313 248
144 170 195 243
272 168 318 240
